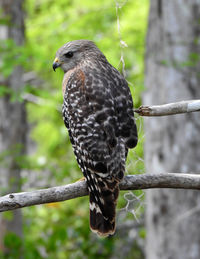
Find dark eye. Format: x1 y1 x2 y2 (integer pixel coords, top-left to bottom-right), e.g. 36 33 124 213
64 51 73 58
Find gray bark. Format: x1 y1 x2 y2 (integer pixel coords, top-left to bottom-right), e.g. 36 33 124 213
135 100 200 116
144 1 200 259
0 173 200 212
0 0 26 253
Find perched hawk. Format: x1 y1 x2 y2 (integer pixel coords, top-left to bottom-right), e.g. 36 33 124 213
53 40 138 237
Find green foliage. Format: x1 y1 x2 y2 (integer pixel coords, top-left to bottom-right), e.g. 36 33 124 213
2 211 14 221
0 39 30 77
2 0 149 258
23 201 116 259
0 232 23 259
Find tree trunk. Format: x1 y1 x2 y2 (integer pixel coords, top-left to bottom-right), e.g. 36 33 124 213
144 1 200 259
0 0 26 255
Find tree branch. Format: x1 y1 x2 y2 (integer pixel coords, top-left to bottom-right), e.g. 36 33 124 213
1 99 199 213
134 100 200 116
22 93 200 117
1 173 200 212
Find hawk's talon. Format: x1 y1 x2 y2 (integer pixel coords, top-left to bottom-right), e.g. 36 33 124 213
76 177 86 182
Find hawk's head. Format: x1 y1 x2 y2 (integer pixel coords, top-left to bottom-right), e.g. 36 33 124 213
53 40 106 73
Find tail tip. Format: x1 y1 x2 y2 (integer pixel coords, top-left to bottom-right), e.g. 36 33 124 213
90 209 116 237
91 227 115 237
90 223 116 237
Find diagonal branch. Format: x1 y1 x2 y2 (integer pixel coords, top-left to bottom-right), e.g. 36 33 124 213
134 100 200 116
1 173 200 212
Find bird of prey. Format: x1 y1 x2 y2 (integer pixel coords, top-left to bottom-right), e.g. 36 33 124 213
53 40 138 237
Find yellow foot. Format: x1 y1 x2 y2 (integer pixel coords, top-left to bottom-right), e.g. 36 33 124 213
76 177 86 182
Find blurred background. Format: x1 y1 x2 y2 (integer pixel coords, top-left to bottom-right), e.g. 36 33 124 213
0 0 200 258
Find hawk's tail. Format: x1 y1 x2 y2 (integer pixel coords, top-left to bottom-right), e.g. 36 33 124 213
85 170 121 237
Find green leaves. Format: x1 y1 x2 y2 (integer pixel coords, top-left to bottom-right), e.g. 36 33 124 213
0 39 31 77
3 232 23 259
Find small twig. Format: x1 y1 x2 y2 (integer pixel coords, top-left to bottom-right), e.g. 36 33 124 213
134 100 200 116
22 93 61 112
1 173 200 212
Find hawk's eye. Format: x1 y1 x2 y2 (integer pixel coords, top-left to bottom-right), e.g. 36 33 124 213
64 51 73 58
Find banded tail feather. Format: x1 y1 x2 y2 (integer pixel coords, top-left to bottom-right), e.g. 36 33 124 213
85 170 121 237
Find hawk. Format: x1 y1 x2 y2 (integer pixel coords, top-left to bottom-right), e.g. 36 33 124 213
53 40 138 237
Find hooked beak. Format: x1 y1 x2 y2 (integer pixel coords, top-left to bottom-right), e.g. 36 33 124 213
53 57 61 71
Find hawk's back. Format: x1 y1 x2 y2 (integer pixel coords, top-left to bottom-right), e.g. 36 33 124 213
55 40 138 236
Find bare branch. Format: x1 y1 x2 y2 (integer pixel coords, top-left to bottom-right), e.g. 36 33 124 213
22 92 200 118
1 173 200 213
134 100 200 116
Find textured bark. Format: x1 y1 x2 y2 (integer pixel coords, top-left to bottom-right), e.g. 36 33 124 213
135 100 200 116
0 0 26 253
0 173 200 212
144 1 200 259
